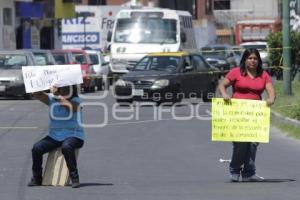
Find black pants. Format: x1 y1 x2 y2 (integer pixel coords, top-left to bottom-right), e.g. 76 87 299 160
31 136 84 179
229 142 258 178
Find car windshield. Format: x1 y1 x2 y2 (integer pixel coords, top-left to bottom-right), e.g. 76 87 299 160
0 54 27 69
133 56 180 72
201 47 227 58
72 53 87 64
53 54 67 64
114 18 177 44
232 47 245 56
88 54 99 65
33 52 50 65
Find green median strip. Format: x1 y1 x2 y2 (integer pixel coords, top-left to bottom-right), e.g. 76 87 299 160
272 81 300 138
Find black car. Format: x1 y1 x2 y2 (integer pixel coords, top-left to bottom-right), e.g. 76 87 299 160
114 51 219 104
200 44 238 71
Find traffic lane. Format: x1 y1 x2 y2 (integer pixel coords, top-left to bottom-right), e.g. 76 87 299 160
77 98 300 200
29 93 300 199
0 91 299 200
65 92 300 200
80 91 213 127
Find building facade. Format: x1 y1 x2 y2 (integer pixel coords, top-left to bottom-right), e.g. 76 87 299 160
212 0 282 44
0 0 218 50
0 0 16 50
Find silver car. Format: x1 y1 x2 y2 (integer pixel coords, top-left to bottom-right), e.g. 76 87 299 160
0 50 37 99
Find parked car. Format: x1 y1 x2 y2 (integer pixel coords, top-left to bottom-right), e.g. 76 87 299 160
240 42 271 74
0 50 37 99
85 50 110 90
25 49 56 66
231 45 245 64
114 51 219 104
200 44 238 71
51 49 96 92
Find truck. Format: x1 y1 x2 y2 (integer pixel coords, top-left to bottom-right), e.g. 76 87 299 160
234 19 281 45
61 5 124 51
107 8 197 80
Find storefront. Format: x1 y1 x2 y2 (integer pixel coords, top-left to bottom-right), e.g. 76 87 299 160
15 1 55 49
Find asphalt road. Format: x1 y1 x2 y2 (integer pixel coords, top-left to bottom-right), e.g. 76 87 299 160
0 91 300 200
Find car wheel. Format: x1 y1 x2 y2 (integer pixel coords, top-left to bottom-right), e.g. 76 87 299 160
24 93 33 100
96 78 103 91
90 85 96 92
83 86 90 93
172 87 183 104
116 99 133 106
102 78 110 90
202 82 216 102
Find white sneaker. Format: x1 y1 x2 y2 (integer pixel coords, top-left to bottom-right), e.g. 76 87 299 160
230 174 240 182
242 174 264 182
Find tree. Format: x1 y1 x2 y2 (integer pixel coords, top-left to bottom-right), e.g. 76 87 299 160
267 30 300 80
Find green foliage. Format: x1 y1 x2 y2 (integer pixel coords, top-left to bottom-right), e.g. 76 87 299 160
272 81 300 139
267 31 300 66
271 117 300 139
272 81 300 120
267 31 282 66
267 31 300 79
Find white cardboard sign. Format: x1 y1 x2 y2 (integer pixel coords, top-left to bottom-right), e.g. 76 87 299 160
22 64 83 93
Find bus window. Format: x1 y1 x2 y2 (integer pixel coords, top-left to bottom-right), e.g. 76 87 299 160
114 18 177 44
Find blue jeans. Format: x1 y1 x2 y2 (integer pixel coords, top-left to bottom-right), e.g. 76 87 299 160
229 142 258 178
31 136 84 179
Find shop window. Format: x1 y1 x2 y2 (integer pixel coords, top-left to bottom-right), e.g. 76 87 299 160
205 0 213 15
214 0 230 10
3 8 12 26
88 0 106 5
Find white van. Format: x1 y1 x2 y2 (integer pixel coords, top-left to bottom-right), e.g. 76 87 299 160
107 8 197 79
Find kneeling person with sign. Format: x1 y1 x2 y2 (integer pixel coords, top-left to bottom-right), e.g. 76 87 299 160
28 85 84 188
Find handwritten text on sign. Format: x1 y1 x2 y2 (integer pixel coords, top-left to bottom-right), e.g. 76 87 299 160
22 65 83 93
211 98 270 143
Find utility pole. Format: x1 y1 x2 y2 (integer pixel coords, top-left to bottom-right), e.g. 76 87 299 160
283 0 292 95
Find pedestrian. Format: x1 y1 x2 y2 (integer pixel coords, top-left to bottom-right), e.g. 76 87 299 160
27 85 84 188
218 48 275 182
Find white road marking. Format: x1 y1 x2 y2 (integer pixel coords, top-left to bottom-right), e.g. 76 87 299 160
219 158 231 163
0 127 38 129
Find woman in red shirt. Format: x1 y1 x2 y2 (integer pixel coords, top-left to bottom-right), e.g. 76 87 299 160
218 48 275 182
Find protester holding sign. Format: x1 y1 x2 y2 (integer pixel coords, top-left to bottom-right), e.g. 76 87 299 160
27 85 84 188
218 48 275 182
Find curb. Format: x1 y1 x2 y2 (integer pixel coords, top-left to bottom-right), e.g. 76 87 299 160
271 111 300 127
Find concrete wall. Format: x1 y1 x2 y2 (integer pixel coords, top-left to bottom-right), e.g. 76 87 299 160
0 0 16 50
194 20 216 48
231 0 279 18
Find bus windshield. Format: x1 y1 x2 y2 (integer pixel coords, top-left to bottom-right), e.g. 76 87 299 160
114 18 177 44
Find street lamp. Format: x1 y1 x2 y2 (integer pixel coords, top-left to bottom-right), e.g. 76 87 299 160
76 11 94 48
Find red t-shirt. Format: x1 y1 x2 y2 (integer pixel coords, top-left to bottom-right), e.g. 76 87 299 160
225 67 272 100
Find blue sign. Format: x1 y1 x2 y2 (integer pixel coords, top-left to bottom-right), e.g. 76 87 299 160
62 32 100 45
16 2 44 18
